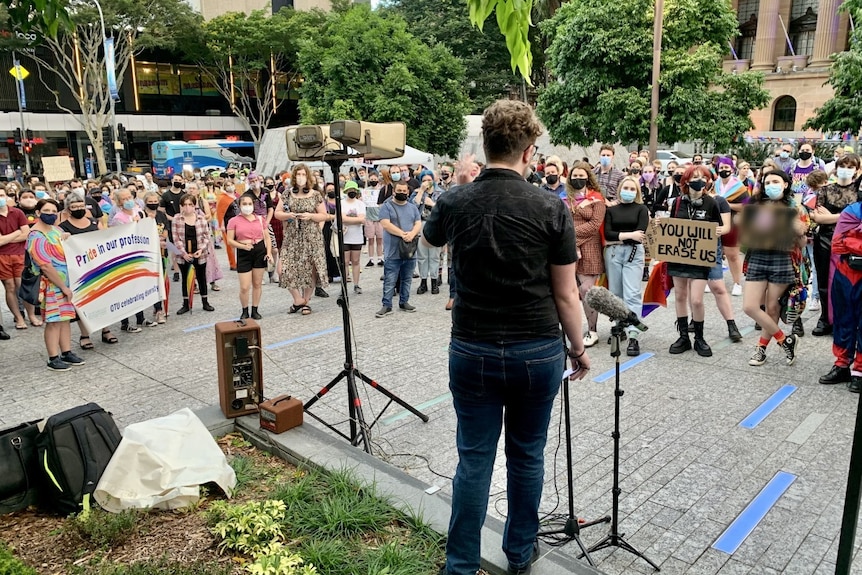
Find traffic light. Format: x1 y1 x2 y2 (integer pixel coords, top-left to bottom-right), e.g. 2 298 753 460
23 141 32 154
117 123 126 144
102 126 112 143
13 128 21 145
25 129 33 143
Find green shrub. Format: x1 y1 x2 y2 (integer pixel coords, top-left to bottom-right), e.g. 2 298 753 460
207 499 286 556
0 543 37 575
69 508 140 548
70 557 232 575
245 542 317 575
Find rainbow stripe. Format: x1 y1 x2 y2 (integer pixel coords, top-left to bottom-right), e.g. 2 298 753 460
73 250 160 307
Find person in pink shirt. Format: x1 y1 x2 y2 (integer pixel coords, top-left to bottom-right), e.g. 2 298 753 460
226 193 273 320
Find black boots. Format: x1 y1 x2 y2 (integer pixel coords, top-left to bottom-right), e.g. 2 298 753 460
240 308 250 320
202 298 214 312
693 320 712 357
669 317 692 354
727 320 742 343
251 306 262 320
177 299 190 315
431 278 440 294
417 278 440 295
417 279 428 294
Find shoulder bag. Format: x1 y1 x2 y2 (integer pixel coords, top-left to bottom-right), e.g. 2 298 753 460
19 240 42 306
391 203 419 259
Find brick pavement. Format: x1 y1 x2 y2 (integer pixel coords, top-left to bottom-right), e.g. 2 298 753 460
1 247 860 574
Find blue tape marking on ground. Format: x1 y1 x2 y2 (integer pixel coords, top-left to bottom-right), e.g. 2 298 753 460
712 471 796 554
739 385 797 429
714 326 756 351
592 352 655 383
382 392 452 425
183 319 238 333
265 326 342 350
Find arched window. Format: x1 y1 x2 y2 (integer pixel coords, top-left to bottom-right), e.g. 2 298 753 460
772 96 797 131
735 0 759 61
787 0 818 56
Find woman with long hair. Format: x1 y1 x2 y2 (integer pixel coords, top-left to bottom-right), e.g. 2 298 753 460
172 193 215 314
713 156 750 296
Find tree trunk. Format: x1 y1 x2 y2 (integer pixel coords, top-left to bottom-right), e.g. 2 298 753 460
93 142 108 176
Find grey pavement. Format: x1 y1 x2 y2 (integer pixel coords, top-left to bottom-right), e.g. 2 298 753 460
2 246 862 575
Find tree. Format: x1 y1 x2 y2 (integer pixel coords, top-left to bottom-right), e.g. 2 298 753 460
384 0 518 112
803 0 862 133
297 4 469 157
1 0 71 37
464 0 534 82
535 0 770 149
193 9 325 149
26 0 198 175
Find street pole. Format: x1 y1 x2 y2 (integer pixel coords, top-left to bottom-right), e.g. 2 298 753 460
92 0 122 174
12 51 31 176
648 0 664 160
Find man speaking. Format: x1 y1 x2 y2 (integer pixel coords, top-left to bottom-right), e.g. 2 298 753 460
423 100 592 575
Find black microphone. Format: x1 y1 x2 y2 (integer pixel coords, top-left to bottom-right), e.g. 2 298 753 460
584 286 649 332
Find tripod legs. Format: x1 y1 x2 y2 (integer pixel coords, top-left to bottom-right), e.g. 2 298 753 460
587 533 661 571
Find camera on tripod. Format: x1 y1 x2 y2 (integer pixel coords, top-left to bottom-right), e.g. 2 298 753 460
284 120 407 162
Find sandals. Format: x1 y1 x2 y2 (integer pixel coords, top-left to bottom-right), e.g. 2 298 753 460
101 330 119 344
301 305 312 315
288 304 304 314
79 335 94 350
210 283 221 291
15 322 27 330
29 318 43 327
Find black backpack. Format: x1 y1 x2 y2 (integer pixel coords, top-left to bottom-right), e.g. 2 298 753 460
0 421 41 514
36 403 122 515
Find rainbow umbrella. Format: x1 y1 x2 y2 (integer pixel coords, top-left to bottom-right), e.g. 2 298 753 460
162 255 171 315
186 240 195 312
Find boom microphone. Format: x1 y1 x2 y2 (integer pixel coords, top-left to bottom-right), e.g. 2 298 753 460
584 286 649 332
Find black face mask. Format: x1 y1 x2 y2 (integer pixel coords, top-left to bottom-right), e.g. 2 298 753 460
146 203 159 211
545 174 559 185
326 191 336 199
798 151 812 161
369 180 379 186
570 178 588 190
688 180 706 192
394 193 409 202
347 191 358 199
172 181 183 189
69 208 87 219
673 174 683 184
441 173 451 180
718 170 732 179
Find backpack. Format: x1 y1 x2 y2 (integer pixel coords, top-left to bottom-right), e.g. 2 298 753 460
0 420 41 514
37 403 122 515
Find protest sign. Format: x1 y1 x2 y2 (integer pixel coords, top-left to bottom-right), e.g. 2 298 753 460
41 156 75 183
646 217 718 268
739 205 801 251
64 219 165 333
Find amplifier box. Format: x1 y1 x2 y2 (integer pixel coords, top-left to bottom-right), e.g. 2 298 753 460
215 319 263 419
259 395 303 434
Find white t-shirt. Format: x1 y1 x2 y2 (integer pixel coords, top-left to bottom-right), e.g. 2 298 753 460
342 199 367 245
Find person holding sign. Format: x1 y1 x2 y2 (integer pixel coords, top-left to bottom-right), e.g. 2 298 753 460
665 164 723 357
741 170 808 367
603 176 649 356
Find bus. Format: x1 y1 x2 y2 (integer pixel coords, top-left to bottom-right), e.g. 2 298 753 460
151 140 255 178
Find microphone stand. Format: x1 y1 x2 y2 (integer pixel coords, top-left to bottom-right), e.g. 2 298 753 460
584 322 660 571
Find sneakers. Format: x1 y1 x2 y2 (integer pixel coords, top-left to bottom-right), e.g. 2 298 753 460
583 331 599 348
61 351 85 366
121 324 142 333
365 260 375 268
749 345 767 366
155 311 166 324
731 283 743 296
809 297 821 312
820 365 851 385
399 302 417 312
353 285 363 295
781 334 798 366
47 357 71 371
375 306 393 318
139 320 158 328
626 338 640 357
377 260 385 267
704 284 711 293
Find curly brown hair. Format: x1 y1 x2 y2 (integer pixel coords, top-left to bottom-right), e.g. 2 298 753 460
482 100 543 164
291 163 315 192
565 161 600 196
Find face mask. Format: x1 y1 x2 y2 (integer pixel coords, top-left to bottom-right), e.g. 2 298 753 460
295 177 307 188
391 172 402 182
146 203 159 211
90 192 102 199
20 198 36 209
619 189 638 203
172 181 183 189
673 174 683 184
347 191 358 199
441 173 451 180
327 191 337 199
70 208 87 219
545 174 559 185
369 180 379 186
837 167 855 180
599 156 612 168
240 205 254 216
0 198 6 208
718 170 732 179
642 173 655 183
394 192 409 202
688 180 706 192
401 172 410 179
35 190 49 199
780 151 790 159
183 205 195 214
251 182 261 190
765 183 784 200
123 200 136 210
39 213 57 225
798 151 812 161
570 177 587 190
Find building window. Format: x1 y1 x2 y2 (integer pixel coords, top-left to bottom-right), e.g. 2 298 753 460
787 0 818 57
772 96 797 131
736 14 758 61
272 0 293 12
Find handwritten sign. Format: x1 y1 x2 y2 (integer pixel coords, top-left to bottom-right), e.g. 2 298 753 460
646 217 718 268
41 155 75 183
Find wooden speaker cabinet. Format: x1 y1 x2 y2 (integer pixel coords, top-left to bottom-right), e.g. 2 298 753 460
215 319 263 418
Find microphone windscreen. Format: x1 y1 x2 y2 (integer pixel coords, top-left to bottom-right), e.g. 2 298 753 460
584 286 631 322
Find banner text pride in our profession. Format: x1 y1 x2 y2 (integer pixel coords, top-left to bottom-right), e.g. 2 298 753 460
73 234 152 267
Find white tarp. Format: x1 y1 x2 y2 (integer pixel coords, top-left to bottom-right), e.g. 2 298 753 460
373 145 434 169
94 408 236 512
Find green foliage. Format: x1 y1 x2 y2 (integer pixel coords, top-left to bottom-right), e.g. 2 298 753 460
804 0 862 132
536 0 770 148
297 4 469 157
0 542 37 575
385 0 520 112
230 454 265 494
69 508 140 549
0 0 71 37
465 0 534 81
729 140 772 166
207 499 287 557
244 543 317 575
69 557 232 575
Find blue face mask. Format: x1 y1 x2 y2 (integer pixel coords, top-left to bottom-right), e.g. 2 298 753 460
0 198 6 209
35 190 48 199
779 151 790 160
599 156 612 168
390 172 402 182
765 183 784 200
123 200 136 210
39 213 57 225
619 189 638 203
837 167 855 181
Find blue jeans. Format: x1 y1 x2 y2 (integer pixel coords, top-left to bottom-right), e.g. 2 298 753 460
604 244 644 338
444 336 564 575
381 257 414 308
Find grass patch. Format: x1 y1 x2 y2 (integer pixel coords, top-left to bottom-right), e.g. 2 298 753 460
230 454 265 494
68 508 141 548
69 557 232 575
0 542 37 575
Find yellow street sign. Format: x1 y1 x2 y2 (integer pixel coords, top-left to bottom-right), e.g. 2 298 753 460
9 65 29 81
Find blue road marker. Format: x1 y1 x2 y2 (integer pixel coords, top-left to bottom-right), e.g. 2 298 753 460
739 384 796 429
265 326 342 350
593 352 655 383
183 319 239 333
712 471 796 554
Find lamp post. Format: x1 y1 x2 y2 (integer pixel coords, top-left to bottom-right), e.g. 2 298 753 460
91 0 122 174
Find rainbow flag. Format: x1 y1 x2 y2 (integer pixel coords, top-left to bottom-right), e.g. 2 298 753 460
642 262 672 317
717 177 747 202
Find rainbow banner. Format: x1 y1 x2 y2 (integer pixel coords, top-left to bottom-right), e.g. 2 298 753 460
64 219 165 333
